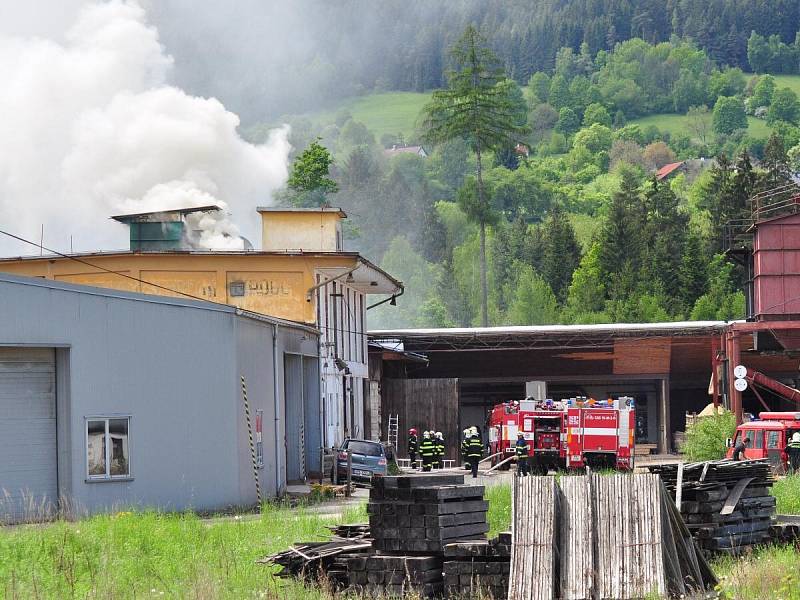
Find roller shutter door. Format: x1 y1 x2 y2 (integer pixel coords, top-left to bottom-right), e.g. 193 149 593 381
0 348 57 524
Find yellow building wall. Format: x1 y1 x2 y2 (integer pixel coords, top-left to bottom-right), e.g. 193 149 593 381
0 253 357 324
260 212 341 252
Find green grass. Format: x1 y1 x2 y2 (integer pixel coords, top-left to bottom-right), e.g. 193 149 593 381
773 474 800 514
712 544 800 600
629 113 771 140
0 503 350 599
307 91 431 139
485 483 511 537
745 73 800 97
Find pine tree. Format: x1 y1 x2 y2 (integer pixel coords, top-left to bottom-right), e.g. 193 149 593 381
540 205 582 303
421 25 528 326
598 169 644 282
761 133 793 190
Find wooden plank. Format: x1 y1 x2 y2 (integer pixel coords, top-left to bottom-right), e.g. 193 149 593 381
559 476 593 600
720 477 755 515
509 476 558 600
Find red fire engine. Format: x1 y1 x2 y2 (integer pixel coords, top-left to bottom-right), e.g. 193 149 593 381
726 412 800 472
488 397 636 472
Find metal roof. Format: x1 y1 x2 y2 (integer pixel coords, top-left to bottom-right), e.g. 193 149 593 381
369 321 730 352
0 272 319 335
110 205 221 222
256 206 347 217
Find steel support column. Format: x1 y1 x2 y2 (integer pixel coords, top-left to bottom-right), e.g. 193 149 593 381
659 377 671 453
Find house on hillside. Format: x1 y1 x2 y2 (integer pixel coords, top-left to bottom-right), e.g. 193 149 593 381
655 161 686 181
384 144 428 158
514 142 531 158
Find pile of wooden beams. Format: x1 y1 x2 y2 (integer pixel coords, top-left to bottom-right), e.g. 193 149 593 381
368 474 488 553
443 533 511 599
649 459 777 556
508 474 717 600
346 555 444 598
262 538 372 586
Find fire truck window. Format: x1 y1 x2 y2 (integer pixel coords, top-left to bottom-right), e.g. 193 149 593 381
748 431 763 449
767 431 780 449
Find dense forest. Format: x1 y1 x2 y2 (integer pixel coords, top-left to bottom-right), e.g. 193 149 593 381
276 32 800 329
153 1 800 121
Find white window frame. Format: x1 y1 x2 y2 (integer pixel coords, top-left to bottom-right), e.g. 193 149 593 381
85 416 132 481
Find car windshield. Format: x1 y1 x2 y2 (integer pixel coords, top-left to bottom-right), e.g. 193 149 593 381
345 440 383 457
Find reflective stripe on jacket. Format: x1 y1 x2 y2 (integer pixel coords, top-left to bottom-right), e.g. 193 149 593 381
420 439 435 457
467 438 482 458
515 440 529 457
408 436 419 452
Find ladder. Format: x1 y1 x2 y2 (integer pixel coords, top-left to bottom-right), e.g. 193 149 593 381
387 414 399 449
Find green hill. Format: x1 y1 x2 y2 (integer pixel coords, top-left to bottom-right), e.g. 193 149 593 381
307 92 431 140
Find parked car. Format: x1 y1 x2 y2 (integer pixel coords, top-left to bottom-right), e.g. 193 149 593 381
332 438 395 483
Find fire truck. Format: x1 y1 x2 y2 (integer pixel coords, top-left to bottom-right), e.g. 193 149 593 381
726 411 800 473
488 397 636 472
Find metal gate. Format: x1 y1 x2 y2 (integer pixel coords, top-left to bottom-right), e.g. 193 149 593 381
0 347 57 523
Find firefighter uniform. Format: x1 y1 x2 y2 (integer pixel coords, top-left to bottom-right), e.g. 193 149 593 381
786 432 800 474
467 432 483 478
515 433 530 476
434 432 445 469
420 433 435 472
461 429 470 469
408 429 419 469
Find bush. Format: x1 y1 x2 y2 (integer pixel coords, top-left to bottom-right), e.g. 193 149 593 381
680 411 736 461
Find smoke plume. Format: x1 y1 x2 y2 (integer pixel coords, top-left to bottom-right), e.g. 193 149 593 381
0 0 290 255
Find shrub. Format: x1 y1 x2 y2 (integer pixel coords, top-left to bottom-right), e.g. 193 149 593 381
680 411 736 461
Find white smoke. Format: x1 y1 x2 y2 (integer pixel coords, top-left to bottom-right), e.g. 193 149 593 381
0 0 290 255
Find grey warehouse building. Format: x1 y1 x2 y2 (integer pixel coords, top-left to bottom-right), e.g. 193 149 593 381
0 273 320 523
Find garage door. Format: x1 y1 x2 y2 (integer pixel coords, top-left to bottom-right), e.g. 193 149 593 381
0 348 57 524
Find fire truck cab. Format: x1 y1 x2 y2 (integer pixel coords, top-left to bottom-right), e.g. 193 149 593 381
488 397 635 473
726 412 800 472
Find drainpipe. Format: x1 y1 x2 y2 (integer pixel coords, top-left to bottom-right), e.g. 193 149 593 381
272 323 282 495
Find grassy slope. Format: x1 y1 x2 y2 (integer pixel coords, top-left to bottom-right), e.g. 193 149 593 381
629 113 771 139
308 92 431 139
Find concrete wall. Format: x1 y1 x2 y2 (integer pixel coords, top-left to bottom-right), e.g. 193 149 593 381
0 275 317 516
260 211 343 252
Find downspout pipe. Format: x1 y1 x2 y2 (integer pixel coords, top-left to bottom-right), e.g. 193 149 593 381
272 323 282 495
367 287 405 310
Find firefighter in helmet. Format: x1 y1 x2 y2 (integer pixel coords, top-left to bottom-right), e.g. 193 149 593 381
434 431 445 469
407 428 419 469
420 431 435 472
515 432 530 476
461 429 470 469
467 427 483 478
786 431 800 474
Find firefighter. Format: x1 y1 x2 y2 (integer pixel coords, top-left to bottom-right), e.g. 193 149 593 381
785 432 800 474
461 429 470 469
434 431 445 469
407 428 419 469
515 432 530 476
420 431 435 472
732 436 750 461
467 429 483 479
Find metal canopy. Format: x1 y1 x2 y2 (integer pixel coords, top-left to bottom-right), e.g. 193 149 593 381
370 322 729 353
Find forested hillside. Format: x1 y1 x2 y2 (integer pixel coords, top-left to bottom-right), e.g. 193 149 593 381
269 27 800 330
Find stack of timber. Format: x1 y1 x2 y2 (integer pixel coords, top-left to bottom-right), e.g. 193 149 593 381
443 533 511 599
347 555 444 598
649 459 776 556
368 474 489 553
508 474 717 600
262 538 372 586
771 515 800 544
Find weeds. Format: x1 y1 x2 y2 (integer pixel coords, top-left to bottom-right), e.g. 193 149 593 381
680 412 736 461
772 474 800 514
712 544 800 600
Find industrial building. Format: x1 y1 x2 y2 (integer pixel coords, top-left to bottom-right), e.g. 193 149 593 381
0 206 403 450
0 272 318 524
369 193 800 460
